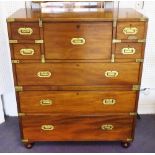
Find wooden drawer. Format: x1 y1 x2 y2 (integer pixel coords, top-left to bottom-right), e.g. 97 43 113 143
13 44 41 59
44 22 112 59
115 43 143 59
22 114 133 141
16 62 140 86
10 22 40 40
19 91 136 113
117 22 145 40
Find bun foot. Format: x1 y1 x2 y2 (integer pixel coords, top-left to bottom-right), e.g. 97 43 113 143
24 142 34 149
121 142 130 148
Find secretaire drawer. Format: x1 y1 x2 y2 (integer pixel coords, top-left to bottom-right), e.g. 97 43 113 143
10 22 40 40
44 22 112 59
13 44 41 59
15 62 140 86
19 91 136 113
115 43 143 59
22 114 133 141
117 21 145 40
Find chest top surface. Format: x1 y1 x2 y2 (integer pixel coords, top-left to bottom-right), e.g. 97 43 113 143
7 8 147 22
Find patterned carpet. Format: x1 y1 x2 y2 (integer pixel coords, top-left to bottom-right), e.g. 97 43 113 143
0 115 155 153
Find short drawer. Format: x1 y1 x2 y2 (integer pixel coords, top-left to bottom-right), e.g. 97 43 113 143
44 22 112 59
13 44 41 59
117 21 145 40
19 91 137 113
15 62 140 86
115 43 143 59
22 114 133 141
10 22 40 40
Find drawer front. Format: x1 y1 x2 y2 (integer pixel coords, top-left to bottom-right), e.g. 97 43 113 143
117 22 145 40
44 22 112 59
13 44 41 59
16 63 140 86
115 43 143 59
19 91 136 113
10 22 40 40
22 114 133 141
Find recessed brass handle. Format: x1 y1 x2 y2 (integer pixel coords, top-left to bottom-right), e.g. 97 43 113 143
103 99 116 105
105 71 118 78
41 125 54 131
71 38 85 45
123 27 138 35
121 47 136 55
101 124 114 130
37 71 51 78
40 99 53 106
18 27 33 35
20 49 34 55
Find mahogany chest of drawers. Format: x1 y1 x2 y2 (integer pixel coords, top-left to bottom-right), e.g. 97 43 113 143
7 7 148 148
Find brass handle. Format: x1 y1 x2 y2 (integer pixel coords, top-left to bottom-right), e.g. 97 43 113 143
40 99 53 106
41 125 54 131
71 38 85 45
101 124 114 130
37 71 51 78
105 71 118 78
103 99 116 105
123 27 138 35
18 27 33 35
20 49 34 55
121 47 136 55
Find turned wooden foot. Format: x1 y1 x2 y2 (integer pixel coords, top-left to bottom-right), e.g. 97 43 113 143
121 141 130 148
24 142 34 149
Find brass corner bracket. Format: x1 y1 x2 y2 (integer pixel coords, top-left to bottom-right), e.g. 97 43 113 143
111 54 115 63
9 40 18 44
132 85 140 91
18 113 25 117
12 60 20 64
15 86 23 92
129 112 137 116
6 18 15 22
112 39 121 43
136 59 144 63
39 18 43 27
21 139 28 143
35 40 44 44
127 138 133 142
41 54 45 63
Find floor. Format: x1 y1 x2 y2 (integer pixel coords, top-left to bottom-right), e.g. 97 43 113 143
0 115 155 153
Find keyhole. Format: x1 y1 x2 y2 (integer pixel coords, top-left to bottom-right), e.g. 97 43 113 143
76 25 80 29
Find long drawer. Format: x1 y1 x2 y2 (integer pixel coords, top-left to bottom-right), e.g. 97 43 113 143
19 91 137 113
16 62 140 86
22 114 133 141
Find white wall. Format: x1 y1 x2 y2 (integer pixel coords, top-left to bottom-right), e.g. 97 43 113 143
0 1 25 119
0 1 155 119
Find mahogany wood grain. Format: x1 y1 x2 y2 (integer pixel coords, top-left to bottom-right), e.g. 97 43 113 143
10 22 40 40
13 44 41 59
44 22 112 60
115 43 143 59
19 91 136 113
22 114 133 141
116 21 145 40
16 62 140 86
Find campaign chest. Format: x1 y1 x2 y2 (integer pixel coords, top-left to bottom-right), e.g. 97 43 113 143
7 6 148 148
